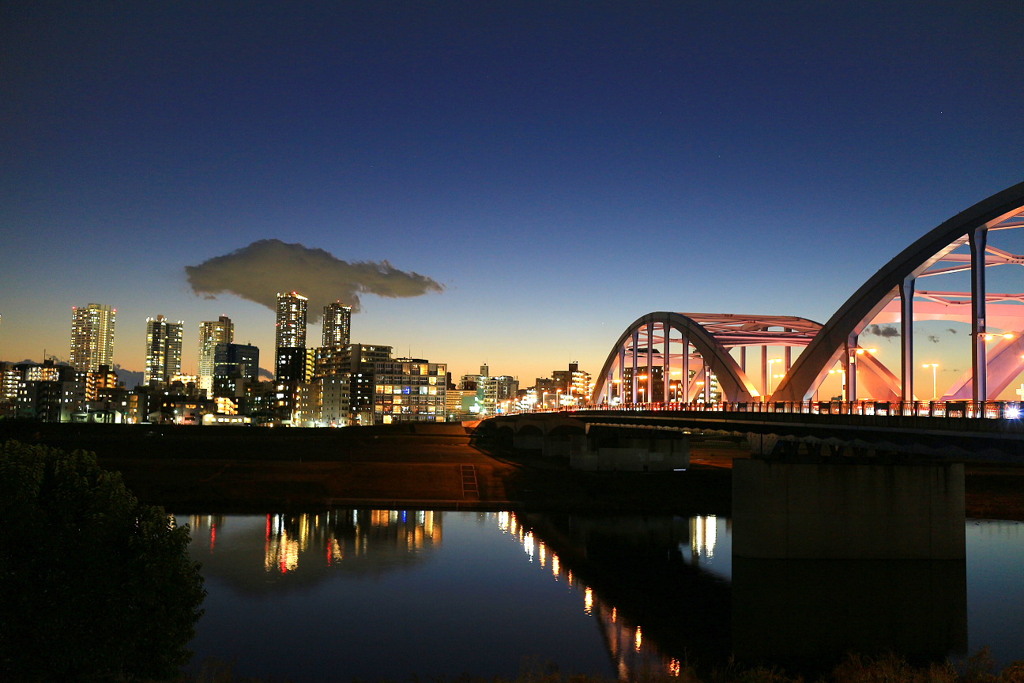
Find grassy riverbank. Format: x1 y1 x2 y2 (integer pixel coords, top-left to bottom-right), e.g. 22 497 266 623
0 422 1021 518
183 648 1024 682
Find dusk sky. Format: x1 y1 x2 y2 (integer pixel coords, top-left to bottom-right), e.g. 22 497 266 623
2 1 1022 388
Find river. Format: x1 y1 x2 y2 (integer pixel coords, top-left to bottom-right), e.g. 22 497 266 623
178 510 1023 681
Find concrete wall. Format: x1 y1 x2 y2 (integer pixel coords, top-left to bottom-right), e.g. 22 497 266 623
512 432 545 450
733 460 965 559
570 434 690 471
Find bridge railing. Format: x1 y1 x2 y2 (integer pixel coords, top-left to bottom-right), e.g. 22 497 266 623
524 400 1022 419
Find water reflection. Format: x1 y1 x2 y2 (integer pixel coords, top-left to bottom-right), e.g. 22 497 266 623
183 510 1020 681
505 511 730 678
732 558 966 672
181 510 443 593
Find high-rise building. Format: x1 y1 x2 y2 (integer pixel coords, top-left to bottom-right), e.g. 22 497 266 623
198 315 234 394
275 347 312 384
70 303 116 371
275 291 307 350
144 315 183 386
275 292 307 379
322 301 352 347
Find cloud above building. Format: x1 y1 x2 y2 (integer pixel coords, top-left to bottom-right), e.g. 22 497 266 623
185 239 445 321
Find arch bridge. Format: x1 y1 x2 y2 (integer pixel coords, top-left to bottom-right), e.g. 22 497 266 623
592 181 1024 411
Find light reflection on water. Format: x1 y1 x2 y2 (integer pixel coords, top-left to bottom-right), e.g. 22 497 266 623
180 512 1023 682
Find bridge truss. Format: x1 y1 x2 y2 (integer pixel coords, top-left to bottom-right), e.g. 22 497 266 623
592 313 822 405
592 181 1024 407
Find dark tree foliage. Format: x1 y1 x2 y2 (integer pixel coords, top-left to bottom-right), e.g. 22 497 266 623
0 440 206 681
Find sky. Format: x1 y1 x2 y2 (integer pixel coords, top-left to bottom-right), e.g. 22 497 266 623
2 1 1022 390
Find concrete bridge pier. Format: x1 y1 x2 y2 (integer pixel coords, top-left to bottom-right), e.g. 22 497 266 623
731 459 967 667
733 459 965 560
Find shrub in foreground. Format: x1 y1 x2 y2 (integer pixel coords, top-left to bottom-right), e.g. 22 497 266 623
0 439 206 681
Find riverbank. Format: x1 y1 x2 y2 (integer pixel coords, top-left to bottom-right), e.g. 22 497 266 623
1 422 1021 518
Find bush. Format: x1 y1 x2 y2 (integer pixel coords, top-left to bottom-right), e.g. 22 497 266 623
0 440 206 681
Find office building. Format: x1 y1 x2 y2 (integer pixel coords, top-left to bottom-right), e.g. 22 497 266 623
371 357 447 425
198 315 234 394
322 301 352 347
464 365 517 415
320 374 351 426
444 388 477 421
214 343 259 383
144 315 183 386
211 343 259 408
70 303 116 371
479 374 518 415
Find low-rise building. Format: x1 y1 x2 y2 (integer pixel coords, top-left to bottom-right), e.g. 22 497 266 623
372 358 447 424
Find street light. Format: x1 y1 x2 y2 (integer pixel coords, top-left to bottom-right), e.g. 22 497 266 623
671 371 682 403
922 363 939 400
766 358 783 395
829 367 847 399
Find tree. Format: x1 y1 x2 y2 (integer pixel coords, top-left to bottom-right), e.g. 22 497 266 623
0 440 206 681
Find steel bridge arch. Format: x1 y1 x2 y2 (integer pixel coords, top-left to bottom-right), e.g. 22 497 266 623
773 181 1024 402
592 312 822 404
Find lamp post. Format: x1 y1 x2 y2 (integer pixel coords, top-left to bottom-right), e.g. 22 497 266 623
829 367 846 398
766 358 783 395
922 363 939 400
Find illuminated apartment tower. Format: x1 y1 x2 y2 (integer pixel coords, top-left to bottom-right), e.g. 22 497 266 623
322 301 352 347
275 292 307 349
70 303 116 371
198 315 234 394
144 315 184 386
274 292 305 382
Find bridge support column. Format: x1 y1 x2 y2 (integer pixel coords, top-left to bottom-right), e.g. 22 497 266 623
733 460 965 560
900 276 916 401
732 459 967 665
970 227 988 401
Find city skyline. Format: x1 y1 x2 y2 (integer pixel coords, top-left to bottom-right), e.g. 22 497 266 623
2 3 1022 384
